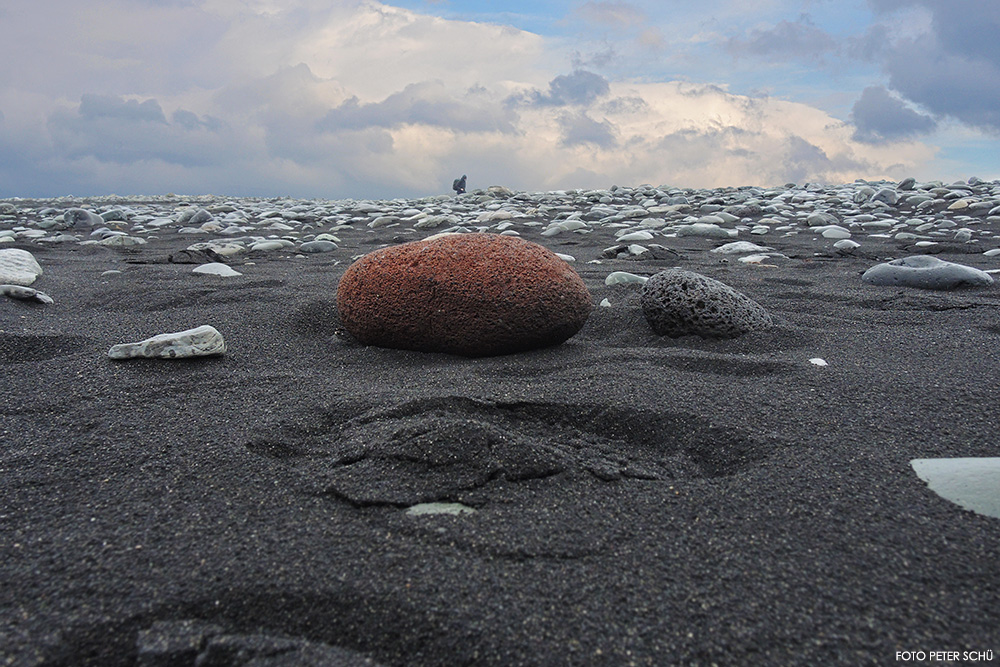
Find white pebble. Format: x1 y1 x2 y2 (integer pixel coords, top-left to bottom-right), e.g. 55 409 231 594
605 271 648 286
108 325 226 360
192 263 242 277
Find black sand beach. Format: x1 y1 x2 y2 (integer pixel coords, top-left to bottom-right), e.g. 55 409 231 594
2 191 1000 665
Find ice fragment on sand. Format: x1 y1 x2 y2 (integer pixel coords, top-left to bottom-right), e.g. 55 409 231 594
861 256 993 290
605 271 647 286
809 358 828 366
911 458 1000 519
0 248 43 286
108 325 226 360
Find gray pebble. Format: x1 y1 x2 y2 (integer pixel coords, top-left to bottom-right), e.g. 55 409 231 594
861 256 994 290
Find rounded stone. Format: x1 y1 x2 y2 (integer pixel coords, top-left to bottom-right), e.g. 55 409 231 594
63 208 103 228
336 233 593 356
861 256 994 290
640 269 772 339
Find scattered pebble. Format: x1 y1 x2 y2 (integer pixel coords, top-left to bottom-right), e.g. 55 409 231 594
605 271 648 285
108 325 227 360
406 502 476 516
0 248 43 286
192 262 243 277
1 284 53 304
862 256 994 290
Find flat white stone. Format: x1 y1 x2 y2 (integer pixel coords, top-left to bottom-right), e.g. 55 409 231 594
299 240 338 253
554 253 576 262
0 248 43 286
108 325 226 360
188 242 246 257
617 230 654 242
99 235 147 247
1 284 53 303
738 254 775 264
406 502 476 516
192 262 242 277
912 458 1000 519
250 240 291 251
675 223 738 239
823 225 851 239
605 271 648 286
711 241 774 254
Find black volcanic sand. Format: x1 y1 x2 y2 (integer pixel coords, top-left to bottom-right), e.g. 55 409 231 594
2 222 999 665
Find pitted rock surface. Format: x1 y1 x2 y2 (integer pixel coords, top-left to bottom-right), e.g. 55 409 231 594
336 233 593 356
640 269 772 339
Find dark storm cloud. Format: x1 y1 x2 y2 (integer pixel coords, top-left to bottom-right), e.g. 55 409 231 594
557 112 617 148
726 15 838 63
656 125 752 158
867 0 1000 132
47 94 232 166
171 109 226 132
601 96 648 114
850 85 937 143
510 70 611 108
318 82 517 134
78 94 168 123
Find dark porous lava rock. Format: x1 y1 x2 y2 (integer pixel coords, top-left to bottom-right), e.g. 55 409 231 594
641 268 772 338
336 233 593 356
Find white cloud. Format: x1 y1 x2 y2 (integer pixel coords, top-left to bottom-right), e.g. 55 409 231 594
292 2 555 100
0 0 950 198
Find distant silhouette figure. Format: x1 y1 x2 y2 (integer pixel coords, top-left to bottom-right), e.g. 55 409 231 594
452 175 467 195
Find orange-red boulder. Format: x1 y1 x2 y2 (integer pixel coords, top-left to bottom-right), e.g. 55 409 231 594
336 233 593 356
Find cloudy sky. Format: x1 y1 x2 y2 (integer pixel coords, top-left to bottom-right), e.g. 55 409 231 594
1 0 997 199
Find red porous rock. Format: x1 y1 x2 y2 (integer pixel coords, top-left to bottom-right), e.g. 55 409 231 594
336 233 593 356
